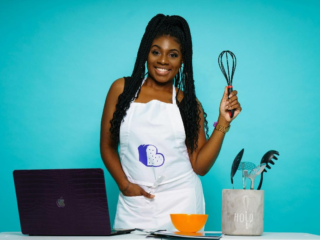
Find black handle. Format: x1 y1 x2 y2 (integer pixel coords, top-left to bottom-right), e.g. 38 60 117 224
257 172 264 190
228 87 234 118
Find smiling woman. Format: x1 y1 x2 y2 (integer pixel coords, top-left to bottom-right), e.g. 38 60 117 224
100 14 242 230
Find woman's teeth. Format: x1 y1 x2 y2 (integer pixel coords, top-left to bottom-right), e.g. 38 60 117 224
156 67 169 72
155 67 171 75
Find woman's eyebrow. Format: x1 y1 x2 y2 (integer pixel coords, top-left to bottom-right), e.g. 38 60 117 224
151 44 180 53
151 44 161 49
170 49 180 53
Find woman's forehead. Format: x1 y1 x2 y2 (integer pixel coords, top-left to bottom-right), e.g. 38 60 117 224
151 35 181 51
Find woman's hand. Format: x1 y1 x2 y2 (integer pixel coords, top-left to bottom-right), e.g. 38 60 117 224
121 181 155 199
219 86 242 123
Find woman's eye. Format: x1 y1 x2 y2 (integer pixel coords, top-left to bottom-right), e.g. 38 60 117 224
152 50 160 55
170 53 178 58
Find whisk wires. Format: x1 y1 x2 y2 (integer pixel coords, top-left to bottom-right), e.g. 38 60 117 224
218 51 237 86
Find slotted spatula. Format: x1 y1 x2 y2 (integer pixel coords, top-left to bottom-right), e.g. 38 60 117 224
257 150 280 190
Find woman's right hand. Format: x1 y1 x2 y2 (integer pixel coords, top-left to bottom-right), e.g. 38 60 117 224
121 182 155 199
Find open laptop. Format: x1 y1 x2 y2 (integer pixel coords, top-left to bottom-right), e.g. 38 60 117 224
13 168 134 236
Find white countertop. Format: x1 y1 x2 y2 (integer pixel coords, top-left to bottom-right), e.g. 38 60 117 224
0 231 319 240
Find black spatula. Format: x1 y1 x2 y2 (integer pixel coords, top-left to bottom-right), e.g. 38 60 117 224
257 150 280 190
231 148 244 189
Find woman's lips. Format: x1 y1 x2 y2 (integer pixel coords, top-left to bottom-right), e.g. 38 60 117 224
154 67 171 76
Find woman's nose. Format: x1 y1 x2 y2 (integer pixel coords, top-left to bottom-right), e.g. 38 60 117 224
158 54 169 65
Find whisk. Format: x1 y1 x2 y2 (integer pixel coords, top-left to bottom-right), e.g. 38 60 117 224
218 51 237 118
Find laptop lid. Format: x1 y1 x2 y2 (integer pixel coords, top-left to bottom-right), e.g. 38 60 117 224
13 168 115 236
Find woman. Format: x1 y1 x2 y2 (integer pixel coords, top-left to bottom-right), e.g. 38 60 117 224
100 14 241 230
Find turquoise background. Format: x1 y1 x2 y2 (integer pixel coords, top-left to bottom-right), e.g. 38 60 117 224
1 0 319 235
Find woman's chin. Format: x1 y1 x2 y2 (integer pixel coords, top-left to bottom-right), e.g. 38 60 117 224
149 73 175 84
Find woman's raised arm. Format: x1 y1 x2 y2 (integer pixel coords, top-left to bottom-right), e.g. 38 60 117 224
188 86 242 176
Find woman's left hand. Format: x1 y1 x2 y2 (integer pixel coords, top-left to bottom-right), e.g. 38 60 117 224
219 86 242 123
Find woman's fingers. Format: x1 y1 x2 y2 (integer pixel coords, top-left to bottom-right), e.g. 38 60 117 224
227 91 238 103
223 86 229 101
220 88 242 121
226 99 238 108
226 91 237 106
122 183 144 197
228 90 238 99
141 189 155 199
227 103 241 110
225 98 240 108
123 182 155 198
226 92 240 110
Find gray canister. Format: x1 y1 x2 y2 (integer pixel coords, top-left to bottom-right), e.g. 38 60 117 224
222 189 264 236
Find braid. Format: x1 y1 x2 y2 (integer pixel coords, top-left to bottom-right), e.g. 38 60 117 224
109 14 210 153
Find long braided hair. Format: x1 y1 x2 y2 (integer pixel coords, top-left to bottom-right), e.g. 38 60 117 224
110 14 209 154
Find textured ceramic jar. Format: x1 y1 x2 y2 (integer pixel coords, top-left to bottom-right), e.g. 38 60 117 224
222 189 264 236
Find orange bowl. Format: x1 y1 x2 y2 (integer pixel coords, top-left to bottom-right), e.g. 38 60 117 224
170 214 208 233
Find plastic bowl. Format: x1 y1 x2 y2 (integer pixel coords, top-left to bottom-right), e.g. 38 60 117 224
170 214 208 233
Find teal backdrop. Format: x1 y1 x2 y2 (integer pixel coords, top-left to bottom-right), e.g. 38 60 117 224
1 0 319 235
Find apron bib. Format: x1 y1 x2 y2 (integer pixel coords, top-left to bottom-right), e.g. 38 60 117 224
114 77 205 230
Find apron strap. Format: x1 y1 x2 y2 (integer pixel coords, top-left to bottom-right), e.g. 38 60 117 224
172 84 176 105
134 77 147 98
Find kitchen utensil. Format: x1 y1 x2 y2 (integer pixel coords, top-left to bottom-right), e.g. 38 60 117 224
238 162 256 171
248 163 266 190
170 214 208 233
218 50 237 118
230 148 244 189
257 150 280 190
238 162 256 189
243 170 248 190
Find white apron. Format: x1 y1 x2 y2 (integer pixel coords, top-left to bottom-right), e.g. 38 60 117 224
114 78 205 230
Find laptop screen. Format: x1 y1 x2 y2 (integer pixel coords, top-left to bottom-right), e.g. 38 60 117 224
13 168 113 236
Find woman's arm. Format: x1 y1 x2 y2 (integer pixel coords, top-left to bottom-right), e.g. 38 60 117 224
100 78 154 198
188 86 242 176
100 78 129 191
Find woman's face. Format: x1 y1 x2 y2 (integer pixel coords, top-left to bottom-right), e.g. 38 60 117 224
147 35 183 83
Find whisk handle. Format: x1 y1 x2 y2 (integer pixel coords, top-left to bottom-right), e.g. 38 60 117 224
228 86 235 118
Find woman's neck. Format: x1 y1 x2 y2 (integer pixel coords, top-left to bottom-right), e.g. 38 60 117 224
144 75 174 93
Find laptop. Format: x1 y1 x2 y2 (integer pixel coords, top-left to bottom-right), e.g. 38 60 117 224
13 168 134 236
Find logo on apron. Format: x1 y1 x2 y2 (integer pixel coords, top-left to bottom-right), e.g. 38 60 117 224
138 144 165 167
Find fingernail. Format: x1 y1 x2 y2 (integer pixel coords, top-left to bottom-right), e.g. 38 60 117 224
229 95 232 98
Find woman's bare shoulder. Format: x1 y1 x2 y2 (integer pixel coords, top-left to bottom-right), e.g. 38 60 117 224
103 77 126 109
109 77 125 96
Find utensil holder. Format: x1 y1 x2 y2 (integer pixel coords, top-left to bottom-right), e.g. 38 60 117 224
222 189 264 236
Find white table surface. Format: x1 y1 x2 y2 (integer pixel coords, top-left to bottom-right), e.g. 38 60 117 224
1 231 320 240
